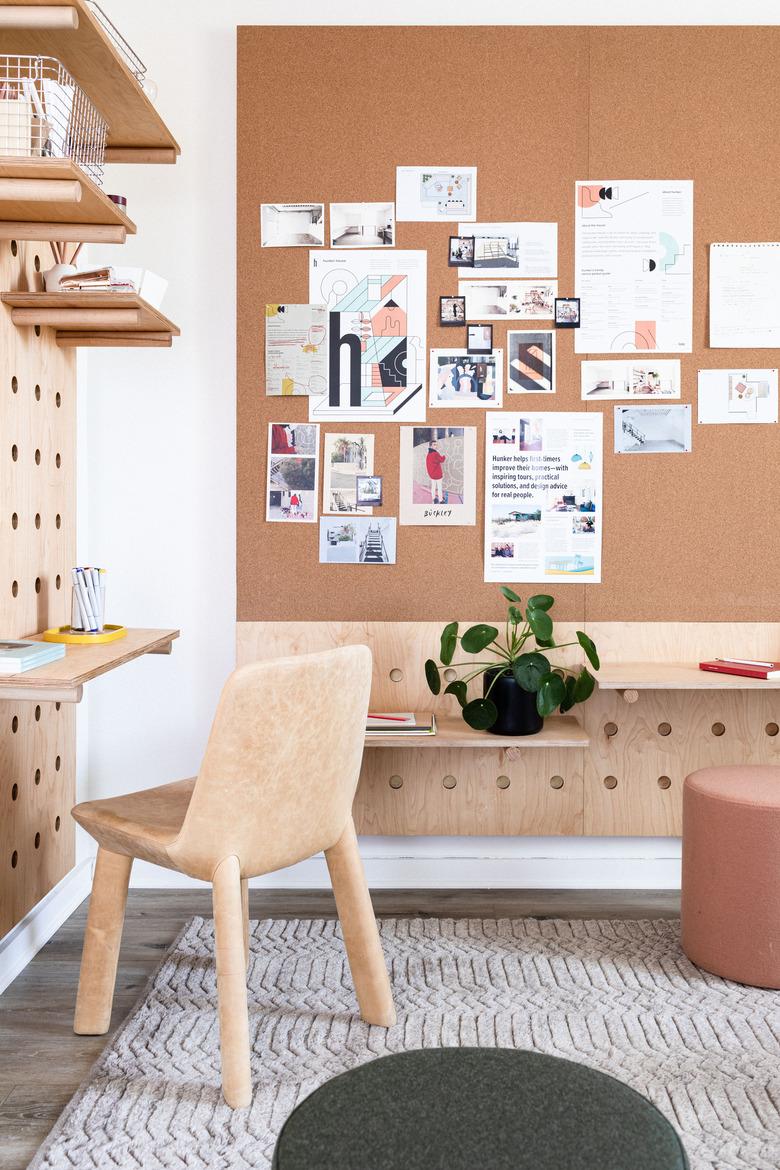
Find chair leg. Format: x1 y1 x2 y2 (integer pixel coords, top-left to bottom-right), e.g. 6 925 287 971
212 856 251 1108
241 877 250 969
74 847 133 1035
325 816 396 1027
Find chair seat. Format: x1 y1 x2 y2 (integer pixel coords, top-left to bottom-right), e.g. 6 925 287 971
72 778 196 869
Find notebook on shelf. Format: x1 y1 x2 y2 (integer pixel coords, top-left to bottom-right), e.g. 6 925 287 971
699 658 780 680
0 639 66 675
366 712 437 737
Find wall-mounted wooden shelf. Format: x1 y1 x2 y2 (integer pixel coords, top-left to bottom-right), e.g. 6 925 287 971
0 0 180 163
596 662 780 690
0 627 179 703
364 715 589 749
1 290 179 346
0 158 136 243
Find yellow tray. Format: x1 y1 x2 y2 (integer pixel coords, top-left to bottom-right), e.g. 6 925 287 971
42 624 127 645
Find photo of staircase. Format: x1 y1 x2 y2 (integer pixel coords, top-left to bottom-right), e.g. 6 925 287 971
359 524 389 563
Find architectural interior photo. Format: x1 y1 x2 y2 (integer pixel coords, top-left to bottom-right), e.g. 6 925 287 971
1 3 780 1169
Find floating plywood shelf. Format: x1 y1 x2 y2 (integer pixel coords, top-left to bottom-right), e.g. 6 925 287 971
0 0 180 162
0 627 180 702
596 662 780 690
364 715 589 749
1 290 179 346
0 157 137 242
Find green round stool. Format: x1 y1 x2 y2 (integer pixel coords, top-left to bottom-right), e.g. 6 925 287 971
273 1048 688 1170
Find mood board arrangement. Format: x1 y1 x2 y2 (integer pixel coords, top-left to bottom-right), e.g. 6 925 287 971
261 173 779 583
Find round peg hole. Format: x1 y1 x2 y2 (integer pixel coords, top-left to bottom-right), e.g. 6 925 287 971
657 722 672 737
34 513 40 529
11 850 18 868
766 722 779 737
658 776 672 790
11 513 18 529
603 775 618 790
11 581 18 598
34 254 40 272
56 574 61 590
54 816 61 832
11 240 17 256
496 775 510 790
34 325 41 337
34 383 41 401
11 375 18 394
11 783 18 801
55 513 61 529
388 775 403 790
34 577 41 594
442 774 457 790
604 721 618 737
55 452 61 468
443 668 458 683
34 768 41 785
389 668 404 682
34 448 41 465
711 722 725 737
55 391 61 408
11 715 18 733
11 443 18 461
34 832 40 849
550 775 565 790
55 755 61 771
34 705 41 721
55 702 61 712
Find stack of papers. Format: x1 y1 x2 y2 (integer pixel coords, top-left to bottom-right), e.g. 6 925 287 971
365 712 437 737
0 639 65 675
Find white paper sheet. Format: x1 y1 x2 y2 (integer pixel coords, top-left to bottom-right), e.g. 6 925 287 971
396 167 477 221
458 221 557 280
399 426 477 526
319 517 397 564
429 350 503 408
264 304 327 396
322 432 375 514
484 412 602 584
580 360 680 400
709 244 780 348
697 369 779 424
459 279 556 321
613 405 691 454
308 250 426 422
575 180 693 354
266 423 320 522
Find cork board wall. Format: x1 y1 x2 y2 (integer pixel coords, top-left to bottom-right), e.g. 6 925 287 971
237 25 780 624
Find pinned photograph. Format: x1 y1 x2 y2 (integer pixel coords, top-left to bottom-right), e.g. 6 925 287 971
266 422 319 522
399 425 477 526
697 369 778 424
429 350 503 408
581 360 680 400
261 203 324 248
322 432 375 514
265 303 327 396
459 279 557 320
508 330 555 394
614 405 692 453
464 222 557 280
449 236 475 266
330 202 394 247
554 297 580 328
440 295 466 326
396 166 477 221
355 475 383 506
467 323 493 354
319 517 397 564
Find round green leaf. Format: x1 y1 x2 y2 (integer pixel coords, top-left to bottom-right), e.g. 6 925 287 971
461 624 499 654
559 675 578 714
526 607 553 642
573 666 596 703
536 672 566 717
500 586 521 603
576 631 600 671
512 652 551 693
527 594 554 612
440 621 459 666
444 679 468 708
508 605 524 627
462 697 498 730
425 658 441 695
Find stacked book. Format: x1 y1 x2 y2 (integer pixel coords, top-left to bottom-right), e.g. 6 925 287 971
699 658 780 680
0 639 65 675
365 712 437 738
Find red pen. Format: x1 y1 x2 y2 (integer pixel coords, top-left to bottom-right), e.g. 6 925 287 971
368 713 408 722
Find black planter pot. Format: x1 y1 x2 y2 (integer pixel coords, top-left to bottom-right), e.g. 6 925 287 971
484 669 544 736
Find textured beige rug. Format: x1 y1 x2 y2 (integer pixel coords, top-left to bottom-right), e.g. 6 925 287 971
29 917 780 1169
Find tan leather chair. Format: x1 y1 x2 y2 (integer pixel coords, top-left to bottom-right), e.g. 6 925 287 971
71 645 395 1108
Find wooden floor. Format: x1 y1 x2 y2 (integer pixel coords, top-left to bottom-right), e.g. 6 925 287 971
0 888 679 1169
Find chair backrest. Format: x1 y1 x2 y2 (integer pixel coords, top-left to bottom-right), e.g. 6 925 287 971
169 645 372 880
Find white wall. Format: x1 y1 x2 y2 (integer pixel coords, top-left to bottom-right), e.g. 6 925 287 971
78 0 776 890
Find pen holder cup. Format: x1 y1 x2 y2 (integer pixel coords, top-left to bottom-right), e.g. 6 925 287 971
71 583 106 633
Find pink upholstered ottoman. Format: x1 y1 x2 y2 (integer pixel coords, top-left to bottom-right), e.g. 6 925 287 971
681 765 780 988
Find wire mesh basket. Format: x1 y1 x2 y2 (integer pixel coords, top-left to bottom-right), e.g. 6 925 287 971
85 2 147 83
0 55 108 186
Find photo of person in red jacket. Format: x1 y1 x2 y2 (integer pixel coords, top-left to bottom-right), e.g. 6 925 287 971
426 439 446 504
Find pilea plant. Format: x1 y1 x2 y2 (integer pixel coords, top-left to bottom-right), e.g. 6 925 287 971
424 586 600 731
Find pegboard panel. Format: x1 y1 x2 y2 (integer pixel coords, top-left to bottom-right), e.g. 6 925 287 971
238 26 780 624
0 237 77 935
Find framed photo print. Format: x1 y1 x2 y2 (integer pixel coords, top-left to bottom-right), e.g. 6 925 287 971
467 323 493 355
554 297 580 328
440 295 466 326
449 235 475 266
355 475 383 506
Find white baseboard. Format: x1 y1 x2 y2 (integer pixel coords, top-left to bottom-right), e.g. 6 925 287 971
0 859 93 994
129 837 682 892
